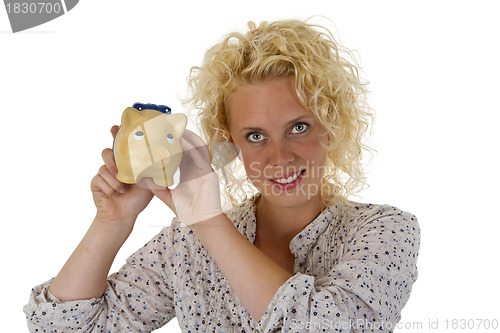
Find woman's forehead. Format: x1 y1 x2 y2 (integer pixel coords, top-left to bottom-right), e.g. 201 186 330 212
227 78 313 127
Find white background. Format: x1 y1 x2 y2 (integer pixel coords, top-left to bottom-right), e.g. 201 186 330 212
1 1 499 332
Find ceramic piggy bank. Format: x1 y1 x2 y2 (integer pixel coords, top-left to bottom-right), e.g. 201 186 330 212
113 104 187 187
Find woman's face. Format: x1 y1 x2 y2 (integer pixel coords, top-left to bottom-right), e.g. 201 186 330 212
228 78 328 209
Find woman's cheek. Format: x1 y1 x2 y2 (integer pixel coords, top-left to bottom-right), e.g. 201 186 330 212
242 154 267 188
245 159 264 181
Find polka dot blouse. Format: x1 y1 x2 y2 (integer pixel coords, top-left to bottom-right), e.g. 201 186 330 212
24 195 420 332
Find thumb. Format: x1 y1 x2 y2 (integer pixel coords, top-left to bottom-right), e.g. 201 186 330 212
151 188 176 213
139 178 176 212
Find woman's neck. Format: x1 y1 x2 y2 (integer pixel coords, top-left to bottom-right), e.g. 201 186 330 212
254 194 324 245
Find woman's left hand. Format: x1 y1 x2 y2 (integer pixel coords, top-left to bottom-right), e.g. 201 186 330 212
147 130 224 226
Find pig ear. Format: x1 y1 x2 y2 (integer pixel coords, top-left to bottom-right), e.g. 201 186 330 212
121 107 142 132
169 114 188 137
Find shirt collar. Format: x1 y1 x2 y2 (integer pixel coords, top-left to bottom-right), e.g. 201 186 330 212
289 205 339 261
232 193 339 260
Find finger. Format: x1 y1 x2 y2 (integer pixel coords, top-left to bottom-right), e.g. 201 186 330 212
182 130 208 148
177 140 213 184
180 137 212 172
91 173 117 198
110 125 120 138
182 131 213 163
101 148 118 176
97 164 125 194
181 130 210 155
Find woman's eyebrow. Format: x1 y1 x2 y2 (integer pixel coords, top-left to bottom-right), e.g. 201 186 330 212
238 115 314 134
239 127 263 134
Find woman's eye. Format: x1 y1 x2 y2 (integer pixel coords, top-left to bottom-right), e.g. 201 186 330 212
247 132 264 143
291 122 309 134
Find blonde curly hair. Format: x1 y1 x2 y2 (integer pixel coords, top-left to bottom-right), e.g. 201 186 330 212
186 18 373 207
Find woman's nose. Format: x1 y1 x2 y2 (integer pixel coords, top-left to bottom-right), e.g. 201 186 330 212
268 139 294 166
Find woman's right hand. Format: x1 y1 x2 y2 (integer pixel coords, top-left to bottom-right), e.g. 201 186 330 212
50 126 154 302
90 126 154 229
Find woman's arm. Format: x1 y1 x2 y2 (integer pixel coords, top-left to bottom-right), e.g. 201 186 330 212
49 215 135 301
190 214 293 321
49 126 154 301
25 222 178 333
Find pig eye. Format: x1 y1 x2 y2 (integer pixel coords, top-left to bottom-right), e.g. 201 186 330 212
134 131 144 140
167 133 174 144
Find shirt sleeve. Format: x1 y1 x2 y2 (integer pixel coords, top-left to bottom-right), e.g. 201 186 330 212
255 205 420 333
23 225 178 333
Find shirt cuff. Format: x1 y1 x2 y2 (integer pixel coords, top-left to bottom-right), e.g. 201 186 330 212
23 278 105 332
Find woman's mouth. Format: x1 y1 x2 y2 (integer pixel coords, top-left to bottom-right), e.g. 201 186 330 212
270 169 305 190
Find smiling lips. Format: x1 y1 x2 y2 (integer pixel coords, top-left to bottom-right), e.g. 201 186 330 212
270 169 305 189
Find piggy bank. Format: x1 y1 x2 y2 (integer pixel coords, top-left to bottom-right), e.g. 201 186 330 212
113 104 187 187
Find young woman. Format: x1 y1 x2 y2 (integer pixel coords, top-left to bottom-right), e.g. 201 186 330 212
24 19 420 332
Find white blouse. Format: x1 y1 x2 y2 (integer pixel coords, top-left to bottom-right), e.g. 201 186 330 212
24 195 420 332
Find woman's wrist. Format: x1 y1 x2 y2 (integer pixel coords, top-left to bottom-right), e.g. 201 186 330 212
93 213 136 239
188 213 232 237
